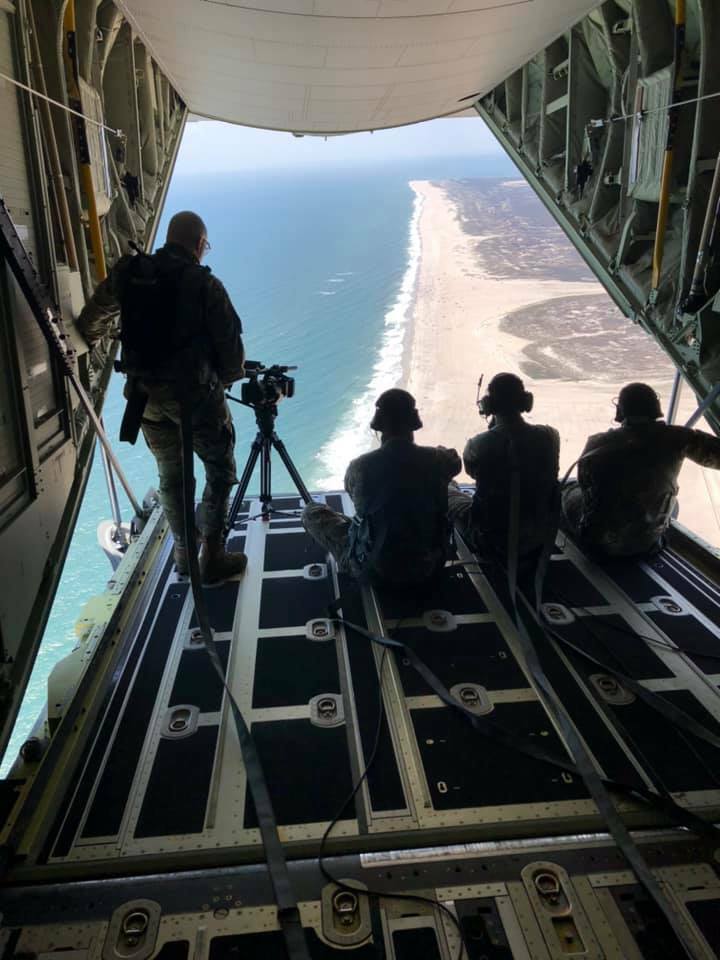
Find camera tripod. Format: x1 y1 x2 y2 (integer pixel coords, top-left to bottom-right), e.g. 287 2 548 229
227 396 312 522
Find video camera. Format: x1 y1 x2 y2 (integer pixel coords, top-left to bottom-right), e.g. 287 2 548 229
240 361 296 407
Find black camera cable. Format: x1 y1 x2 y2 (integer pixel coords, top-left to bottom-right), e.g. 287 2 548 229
319 596 471 960
547 580 720 663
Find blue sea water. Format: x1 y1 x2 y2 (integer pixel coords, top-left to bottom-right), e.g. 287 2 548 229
2 154 515 771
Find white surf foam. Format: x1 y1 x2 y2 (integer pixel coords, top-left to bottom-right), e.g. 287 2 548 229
317 290 336 296
328 278 345 283
312 188 424 490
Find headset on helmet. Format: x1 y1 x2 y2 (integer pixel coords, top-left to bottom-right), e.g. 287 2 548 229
477 373 533 417
614 382 663 422
370 388 423 432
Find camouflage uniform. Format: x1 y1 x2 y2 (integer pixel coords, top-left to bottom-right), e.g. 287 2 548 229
303 439 461 584
77 243 245 543
562 419 720 558
448 418 560 559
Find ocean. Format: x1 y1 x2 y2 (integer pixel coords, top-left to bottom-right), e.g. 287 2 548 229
3 154 515 771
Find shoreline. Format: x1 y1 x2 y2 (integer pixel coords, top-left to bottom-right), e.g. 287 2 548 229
310 186 424 489
402 179 642 478
400 179 719 544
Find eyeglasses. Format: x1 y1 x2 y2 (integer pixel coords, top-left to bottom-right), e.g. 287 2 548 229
202 237 212 252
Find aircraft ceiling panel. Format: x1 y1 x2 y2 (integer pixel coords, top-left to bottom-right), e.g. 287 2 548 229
116 0 600 132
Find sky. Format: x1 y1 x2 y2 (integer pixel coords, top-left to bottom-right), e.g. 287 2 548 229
175 114 504 175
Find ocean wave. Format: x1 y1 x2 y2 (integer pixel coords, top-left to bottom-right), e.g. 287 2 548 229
317 290 336 296
311 187 424 490
328 278 344 283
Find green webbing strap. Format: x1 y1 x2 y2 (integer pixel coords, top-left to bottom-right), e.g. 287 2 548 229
503 443 705 960
178 391 309 960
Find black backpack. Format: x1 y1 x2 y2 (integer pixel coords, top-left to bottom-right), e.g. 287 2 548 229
119 251 206 375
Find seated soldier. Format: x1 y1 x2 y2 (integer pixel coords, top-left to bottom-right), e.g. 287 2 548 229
302 389 461 586
448 373 560 563
562 382 720 558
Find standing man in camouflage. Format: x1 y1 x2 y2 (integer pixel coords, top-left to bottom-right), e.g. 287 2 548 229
77 211 248 584
562 382 720 558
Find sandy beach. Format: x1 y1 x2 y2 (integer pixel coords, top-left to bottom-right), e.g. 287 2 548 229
403 179 720 547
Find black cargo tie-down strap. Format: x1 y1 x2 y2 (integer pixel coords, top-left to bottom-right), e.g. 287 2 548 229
543 621 720 750
178 390 310 960
507 443 720 751
533 485 720 754
329 606 718 842
502 443 708 960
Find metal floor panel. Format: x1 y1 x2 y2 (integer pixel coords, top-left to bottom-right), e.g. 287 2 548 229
3 833 719 960
8 494 720 876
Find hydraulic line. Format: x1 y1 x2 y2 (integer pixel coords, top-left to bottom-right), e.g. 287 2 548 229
26 1 78 271
63 0 107 280
685 150 720 310
651 0 686 292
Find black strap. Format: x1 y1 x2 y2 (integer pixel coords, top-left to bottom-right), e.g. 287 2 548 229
532 475 561 610
545 623 720 750
502 442 708 960
332 612 718 841
178 390 309 960
533 451 720 752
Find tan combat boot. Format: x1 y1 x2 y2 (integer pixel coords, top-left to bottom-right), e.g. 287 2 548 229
200 532 248 585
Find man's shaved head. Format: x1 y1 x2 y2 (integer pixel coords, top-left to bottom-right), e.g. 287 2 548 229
166 211 207 257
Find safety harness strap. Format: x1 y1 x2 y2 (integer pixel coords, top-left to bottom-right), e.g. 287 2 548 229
503 447 706 960
546 624 720 750
526 449 720 752
510 603 705 959
178 391 309 960
331 612 717 841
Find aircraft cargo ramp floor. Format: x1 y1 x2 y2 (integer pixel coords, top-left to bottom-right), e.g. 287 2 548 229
2 492 720 958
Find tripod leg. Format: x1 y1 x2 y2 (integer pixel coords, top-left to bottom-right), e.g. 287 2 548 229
272 435 313 504
260 437 273 518
228 436 262 525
